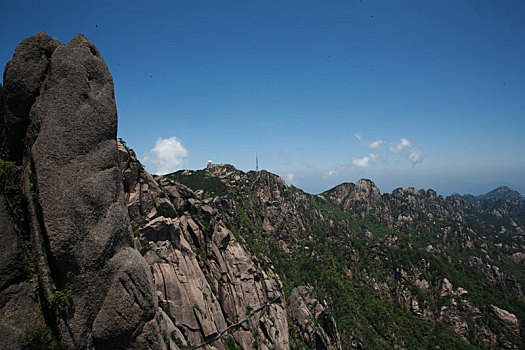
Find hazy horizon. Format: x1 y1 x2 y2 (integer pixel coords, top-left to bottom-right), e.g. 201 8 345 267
2 1 524 196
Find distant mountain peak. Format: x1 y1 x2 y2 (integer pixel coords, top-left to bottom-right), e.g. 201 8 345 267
480 186 524 201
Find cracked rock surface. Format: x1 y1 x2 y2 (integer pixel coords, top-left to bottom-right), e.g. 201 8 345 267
119 144 290 349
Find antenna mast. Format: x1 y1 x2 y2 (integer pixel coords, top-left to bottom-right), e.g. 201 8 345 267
256 154 259 171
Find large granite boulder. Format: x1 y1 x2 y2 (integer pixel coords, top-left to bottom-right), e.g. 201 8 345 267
2 33 60 163
2 33 165 349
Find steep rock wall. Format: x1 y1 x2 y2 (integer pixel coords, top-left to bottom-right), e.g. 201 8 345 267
119 145 290 349
1 33 164 349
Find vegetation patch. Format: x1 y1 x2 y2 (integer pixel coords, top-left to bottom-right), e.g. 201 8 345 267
165 170 229 196
18 324 59 350
224 336 242 350
49 284 72 312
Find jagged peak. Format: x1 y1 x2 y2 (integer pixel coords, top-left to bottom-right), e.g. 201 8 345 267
355 178 380 193
206 162 237 170
324 179 379 195
356 178 376 185
391 186 439 198
322 182 355 195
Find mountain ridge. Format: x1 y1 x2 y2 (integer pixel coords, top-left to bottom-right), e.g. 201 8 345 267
166 162 524 348
173 163 523 204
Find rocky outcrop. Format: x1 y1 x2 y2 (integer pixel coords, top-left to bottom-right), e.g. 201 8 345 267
288 286 343 350
491 305 520 339
321 182 355 206
0 195 45 349
323 179 392 224
119 146 290 349
2 33 60 163
1 33 164 349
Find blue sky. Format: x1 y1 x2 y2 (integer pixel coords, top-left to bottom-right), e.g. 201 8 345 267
2 1 524 195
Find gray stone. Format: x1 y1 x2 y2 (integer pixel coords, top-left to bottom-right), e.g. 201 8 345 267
491 305 520 339
288 286 343 350
92 248 161 349
0 196 26 293
3 33 165 349
0 196 45 349
0 282 46 350
3 32 60 162
140 216 180 243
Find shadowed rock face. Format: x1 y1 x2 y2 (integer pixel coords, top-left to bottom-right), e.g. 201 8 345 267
2 33 60 163
288 286 343 350
2 33 164 349
0 196 45 349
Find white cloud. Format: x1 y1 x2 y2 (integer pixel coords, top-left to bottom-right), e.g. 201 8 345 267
389 138 424 165
389 138 412 153
286 172 295 183
409 148 423 165
353 156 370 167
369 140 384 149
353 134 424 167
143 136 188 175
327 170 336 176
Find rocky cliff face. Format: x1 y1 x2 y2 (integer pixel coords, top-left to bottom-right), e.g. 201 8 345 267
1 33 164 349
287 286 343 349
119 145 290 349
